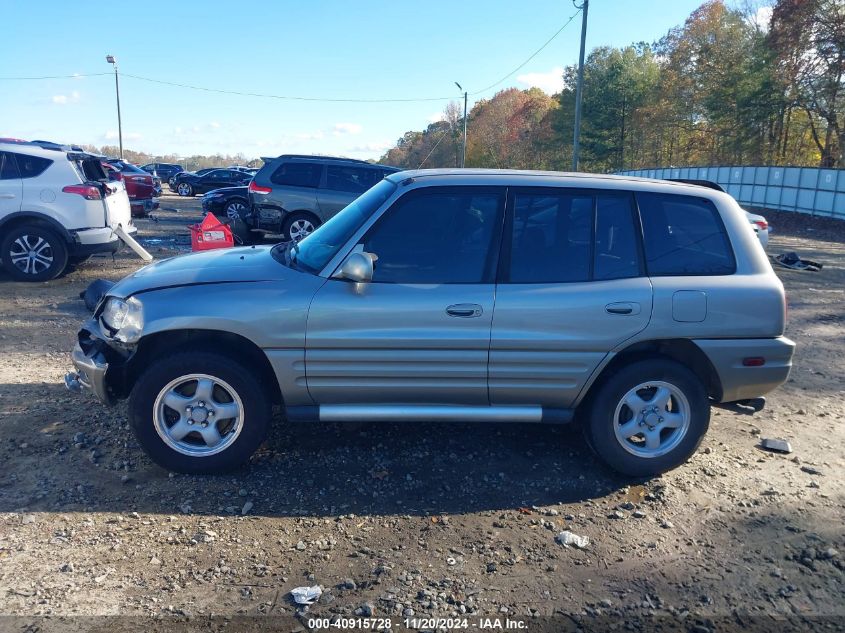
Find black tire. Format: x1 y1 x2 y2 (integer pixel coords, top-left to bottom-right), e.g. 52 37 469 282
68 255 92 266
128 351 271 474
1 224 69 282
177 182 193 197
584 358 710 477
282 212 320 242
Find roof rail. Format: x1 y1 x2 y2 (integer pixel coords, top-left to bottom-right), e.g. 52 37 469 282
273 153 375 165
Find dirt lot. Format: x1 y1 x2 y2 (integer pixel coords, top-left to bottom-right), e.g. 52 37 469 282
0 196 843 631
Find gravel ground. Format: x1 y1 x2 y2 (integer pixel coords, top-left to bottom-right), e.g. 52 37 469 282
0 195 843 631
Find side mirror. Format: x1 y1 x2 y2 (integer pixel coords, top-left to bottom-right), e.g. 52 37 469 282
336 251 375 283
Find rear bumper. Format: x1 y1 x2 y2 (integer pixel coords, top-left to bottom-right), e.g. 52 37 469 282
69 224 136 256
694 336 795 403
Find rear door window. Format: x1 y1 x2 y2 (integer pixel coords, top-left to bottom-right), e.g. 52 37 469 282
325 165 381 194
12 153 52 179
594 193 641 280
270 161 322 188
637 192 735 276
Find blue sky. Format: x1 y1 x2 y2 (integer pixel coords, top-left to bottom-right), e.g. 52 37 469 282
0 0 705 160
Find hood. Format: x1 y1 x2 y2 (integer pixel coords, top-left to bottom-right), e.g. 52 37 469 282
108 245 294 298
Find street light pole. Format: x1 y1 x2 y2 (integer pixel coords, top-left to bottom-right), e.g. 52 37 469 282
571 0 589 172
106 55 123 159
455 82 468 168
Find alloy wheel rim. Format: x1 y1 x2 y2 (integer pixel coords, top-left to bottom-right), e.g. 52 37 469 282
178 183 191 196
226 202 246 219
612 380 691 458
9 234 54 275
289 219 314 241
153 373 244 457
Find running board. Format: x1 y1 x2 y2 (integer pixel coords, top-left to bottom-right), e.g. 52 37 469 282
285 405 573 424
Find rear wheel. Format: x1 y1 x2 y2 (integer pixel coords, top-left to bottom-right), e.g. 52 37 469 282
584 358 709 477
129 352 270 473
1 224 68 281
282 212 319 242
177 182 193 197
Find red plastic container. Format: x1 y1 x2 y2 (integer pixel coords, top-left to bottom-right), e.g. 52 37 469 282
189 213 234 252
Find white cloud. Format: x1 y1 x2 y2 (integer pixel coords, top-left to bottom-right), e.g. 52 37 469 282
72 73 85 80
210 121 221 129
427 112 445 124
295 130 325 141
516 67 565 94
104 130 142 141
51 90 80 105
333 122 363 136
348 141 393 153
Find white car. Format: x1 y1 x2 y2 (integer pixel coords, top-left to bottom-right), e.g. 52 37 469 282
745 210 770 249
0 141 135 281
665 178 771 249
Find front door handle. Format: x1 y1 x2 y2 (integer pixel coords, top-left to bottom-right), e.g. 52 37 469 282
446 303 483 318
0 193 16 199
605 302 640 315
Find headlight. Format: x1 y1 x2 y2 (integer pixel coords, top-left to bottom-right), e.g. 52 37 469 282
101 296 144 343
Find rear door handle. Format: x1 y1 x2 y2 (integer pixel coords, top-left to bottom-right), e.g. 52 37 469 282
0 193 16 199
446 303 483 318
605 302 640 315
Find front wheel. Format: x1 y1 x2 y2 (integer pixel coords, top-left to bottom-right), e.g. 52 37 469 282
177 182 193 197
129 352 271 473
584 358 709 477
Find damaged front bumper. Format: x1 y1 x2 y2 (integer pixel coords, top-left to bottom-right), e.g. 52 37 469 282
66 342 112 405
65 320 133 405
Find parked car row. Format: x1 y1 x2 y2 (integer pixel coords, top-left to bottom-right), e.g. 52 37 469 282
171 168 252 197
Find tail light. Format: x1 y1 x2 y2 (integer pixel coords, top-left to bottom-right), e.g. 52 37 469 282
62 184 102 200
754 220 768 231
249 180 272 195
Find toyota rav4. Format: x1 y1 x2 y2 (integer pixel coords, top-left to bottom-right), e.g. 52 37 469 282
66 170 794 476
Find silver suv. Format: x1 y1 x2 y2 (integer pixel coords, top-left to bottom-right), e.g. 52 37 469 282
67 170 794 476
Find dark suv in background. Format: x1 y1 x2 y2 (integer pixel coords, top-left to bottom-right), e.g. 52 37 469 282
140 163 183 182
246 155 399 242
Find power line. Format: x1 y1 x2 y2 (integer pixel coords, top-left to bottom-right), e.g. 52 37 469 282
0 72 111 80
121 73 454 103
417 126 453 169
0 12 582 102
470 8 582 95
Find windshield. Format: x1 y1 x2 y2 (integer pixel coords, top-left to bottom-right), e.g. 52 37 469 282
274 178 397 273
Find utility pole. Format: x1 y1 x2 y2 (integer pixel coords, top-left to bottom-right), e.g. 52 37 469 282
455 82 468 168
106 55 123 159
571 0 588 171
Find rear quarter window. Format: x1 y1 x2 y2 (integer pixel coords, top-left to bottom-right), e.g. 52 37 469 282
270 162 322 188
637 192 735 276
11 153 52 179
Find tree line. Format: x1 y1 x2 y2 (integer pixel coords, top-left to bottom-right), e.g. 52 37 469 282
380 0 845 172
79 145 263 171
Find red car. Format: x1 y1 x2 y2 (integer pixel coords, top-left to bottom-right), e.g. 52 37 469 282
102 160 159 217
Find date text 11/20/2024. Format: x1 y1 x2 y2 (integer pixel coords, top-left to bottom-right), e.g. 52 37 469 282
307 617 529 629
